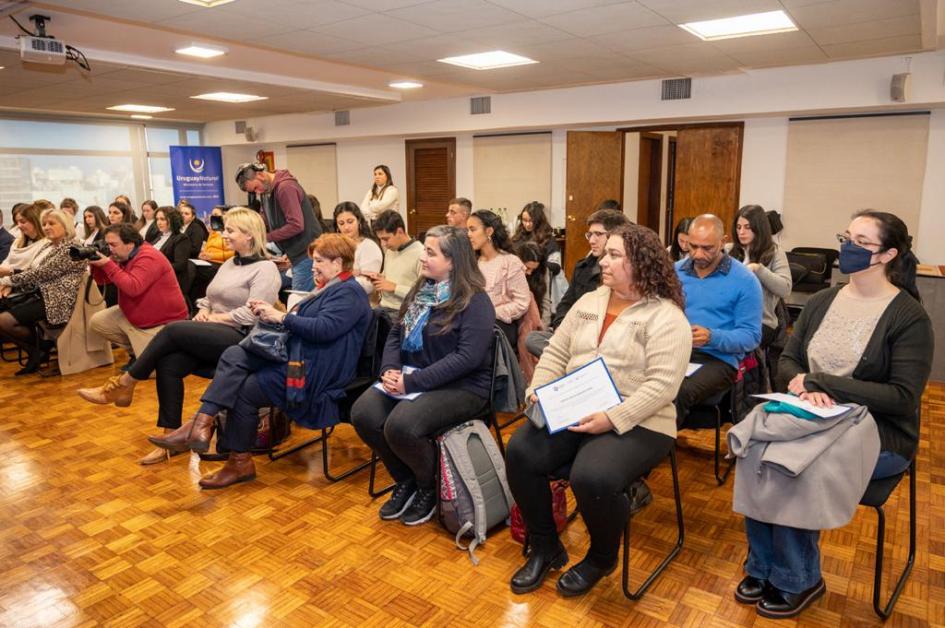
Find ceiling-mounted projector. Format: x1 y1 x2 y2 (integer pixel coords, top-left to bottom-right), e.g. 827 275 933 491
19 34 66 65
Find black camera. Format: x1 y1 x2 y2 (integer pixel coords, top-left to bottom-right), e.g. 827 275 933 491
69 240 110 261
210 215 224 232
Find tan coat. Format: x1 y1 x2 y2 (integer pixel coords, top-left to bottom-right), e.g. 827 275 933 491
55 275 114 375
528 286 692 438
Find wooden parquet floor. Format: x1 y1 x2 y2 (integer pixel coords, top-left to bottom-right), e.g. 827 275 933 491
0 353 942 627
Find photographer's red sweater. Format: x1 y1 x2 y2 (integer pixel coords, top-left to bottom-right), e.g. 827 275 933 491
91 242 188 328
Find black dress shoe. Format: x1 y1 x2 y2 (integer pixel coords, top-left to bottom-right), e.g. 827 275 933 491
556 558 617 597
734 575 767 604
510 545 568 594
756 579 826 619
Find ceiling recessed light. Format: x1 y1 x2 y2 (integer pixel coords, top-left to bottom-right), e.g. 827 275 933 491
191 92 268 103
177 0 237 7
107 104 175 113
437 50 538 71
130 115 153 120
389 80 423 89
175 44 227 58
679 10 797 41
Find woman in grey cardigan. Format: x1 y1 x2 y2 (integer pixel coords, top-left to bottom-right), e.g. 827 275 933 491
735 210 933 619
729 204 791 349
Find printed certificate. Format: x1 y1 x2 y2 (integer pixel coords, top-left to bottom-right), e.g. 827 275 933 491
533 357 622 433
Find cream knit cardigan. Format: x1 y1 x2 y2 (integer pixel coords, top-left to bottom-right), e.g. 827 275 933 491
527 285 692 438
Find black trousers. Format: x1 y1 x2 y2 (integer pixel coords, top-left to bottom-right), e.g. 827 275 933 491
506 422 674 566
351 386 488 490
674 351 737 428
198 344 272 452
128 320 244 429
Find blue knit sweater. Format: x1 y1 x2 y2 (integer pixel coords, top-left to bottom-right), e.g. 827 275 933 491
675 255 763 369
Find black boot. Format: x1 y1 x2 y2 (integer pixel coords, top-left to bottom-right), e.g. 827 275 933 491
510 542 568 594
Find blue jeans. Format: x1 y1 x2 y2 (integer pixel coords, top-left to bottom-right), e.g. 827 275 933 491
290 256 314 292
745 519 821 594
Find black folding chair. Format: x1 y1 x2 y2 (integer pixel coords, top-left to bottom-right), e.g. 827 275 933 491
681 388 735 485
859 458 916 620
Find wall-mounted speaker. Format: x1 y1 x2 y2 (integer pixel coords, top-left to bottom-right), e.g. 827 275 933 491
891 73 911 102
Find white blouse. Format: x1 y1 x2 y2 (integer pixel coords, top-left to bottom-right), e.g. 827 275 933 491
354 238 383 295
360 186 400 221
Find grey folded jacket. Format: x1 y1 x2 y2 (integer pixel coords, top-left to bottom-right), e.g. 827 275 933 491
728 403 880 530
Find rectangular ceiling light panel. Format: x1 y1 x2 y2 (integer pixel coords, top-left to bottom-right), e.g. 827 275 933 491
191 92 268 103
679 10 797 41
177 0 237 7
107 104 175 113
175 44 227 58
437 50 538 70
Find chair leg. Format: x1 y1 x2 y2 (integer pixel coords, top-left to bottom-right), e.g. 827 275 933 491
490 412 506 458
268 424 331 461
622 448 685 600
715 408 734 485
368 453 395 498
322 425 374 483
872 464 917 620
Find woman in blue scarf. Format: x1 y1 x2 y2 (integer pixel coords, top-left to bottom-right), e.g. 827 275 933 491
352 225 496 526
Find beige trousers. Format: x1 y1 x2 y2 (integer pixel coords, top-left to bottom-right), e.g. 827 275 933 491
88 306 164 358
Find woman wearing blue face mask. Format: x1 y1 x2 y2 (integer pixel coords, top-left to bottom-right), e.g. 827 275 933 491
732 210 933 619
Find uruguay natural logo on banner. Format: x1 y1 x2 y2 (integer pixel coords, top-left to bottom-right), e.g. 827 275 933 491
170 146 224 218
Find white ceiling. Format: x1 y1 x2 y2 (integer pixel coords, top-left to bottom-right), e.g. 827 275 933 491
0 0 937 122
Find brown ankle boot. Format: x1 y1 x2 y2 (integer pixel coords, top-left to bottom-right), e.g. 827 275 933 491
185 413 216 453
77 375 135 407
148 419 195 452
198 452 256 490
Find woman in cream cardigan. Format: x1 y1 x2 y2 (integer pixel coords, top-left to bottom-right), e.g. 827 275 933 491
360 164 400 221
505 223 692 598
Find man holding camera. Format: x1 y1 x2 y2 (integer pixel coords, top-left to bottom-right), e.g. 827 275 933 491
87 223 188 366
235 163 320 292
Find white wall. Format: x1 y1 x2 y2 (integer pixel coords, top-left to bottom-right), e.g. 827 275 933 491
204 51 945 262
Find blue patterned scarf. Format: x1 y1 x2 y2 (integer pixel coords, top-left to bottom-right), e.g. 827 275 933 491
402 280 450 352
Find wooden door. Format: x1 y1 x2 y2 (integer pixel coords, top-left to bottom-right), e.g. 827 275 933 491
637 133 662 231
673 124 743 231
405 138 455 238
564 131 624 279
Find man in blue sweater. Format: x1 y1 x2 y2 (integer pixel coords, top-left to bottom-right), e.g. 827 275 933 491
674 214 763 427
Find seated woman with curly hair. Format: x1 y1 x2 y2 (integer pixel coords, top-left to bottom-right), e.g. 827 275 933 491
505 223 692 597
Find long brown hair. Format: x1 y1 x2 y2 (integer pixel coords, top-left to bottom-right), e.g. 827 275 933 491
400 225 485 333
611 224 685 310
512 201 553 249
730 204 776 266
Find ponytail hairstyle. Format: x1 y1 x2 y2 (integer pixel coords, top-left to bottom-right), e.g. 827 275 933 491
470 209 514 254
730 204 776 266
853 210 920 302
512 201 553 249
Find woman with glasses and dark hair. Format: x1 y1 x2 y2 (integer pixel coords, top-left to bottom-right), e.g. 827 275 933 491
467 209 530 348
729 204 791 349
351 225 496 526
333 201 382 295
732 210 933 619
361 164 400 221
506 223 691 597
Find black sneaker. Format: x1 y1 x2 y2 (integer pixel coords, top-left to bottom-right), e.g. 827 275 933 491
379 480 417 521
629 479 652 516
400 487 437 526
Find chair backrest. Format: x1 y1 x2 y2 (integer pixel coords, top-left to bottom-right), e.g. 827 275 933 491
790 247 839 283
357 307 393 380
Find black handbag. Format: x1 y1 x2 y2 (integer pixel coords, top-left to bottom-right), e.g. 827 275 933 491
0 289 41 311
239 321 289 361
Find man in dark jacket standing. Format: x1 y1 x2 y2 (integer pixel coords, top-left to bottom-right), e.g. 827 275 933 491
235 163 321 291
525 208 630 355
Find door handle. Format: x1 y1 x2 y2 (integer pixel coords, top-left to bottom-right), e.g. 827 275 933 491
409 208 417 214
567 215 576 222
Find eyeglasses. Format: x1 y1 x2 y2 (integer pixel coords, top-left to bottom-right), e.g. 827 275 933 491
836 233 883 249
584 230 608 240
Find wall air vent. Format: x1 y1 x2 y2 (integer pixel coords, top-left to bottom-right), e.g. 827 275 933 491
335 110 350 126
661 78 692 100
470 96 491 115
